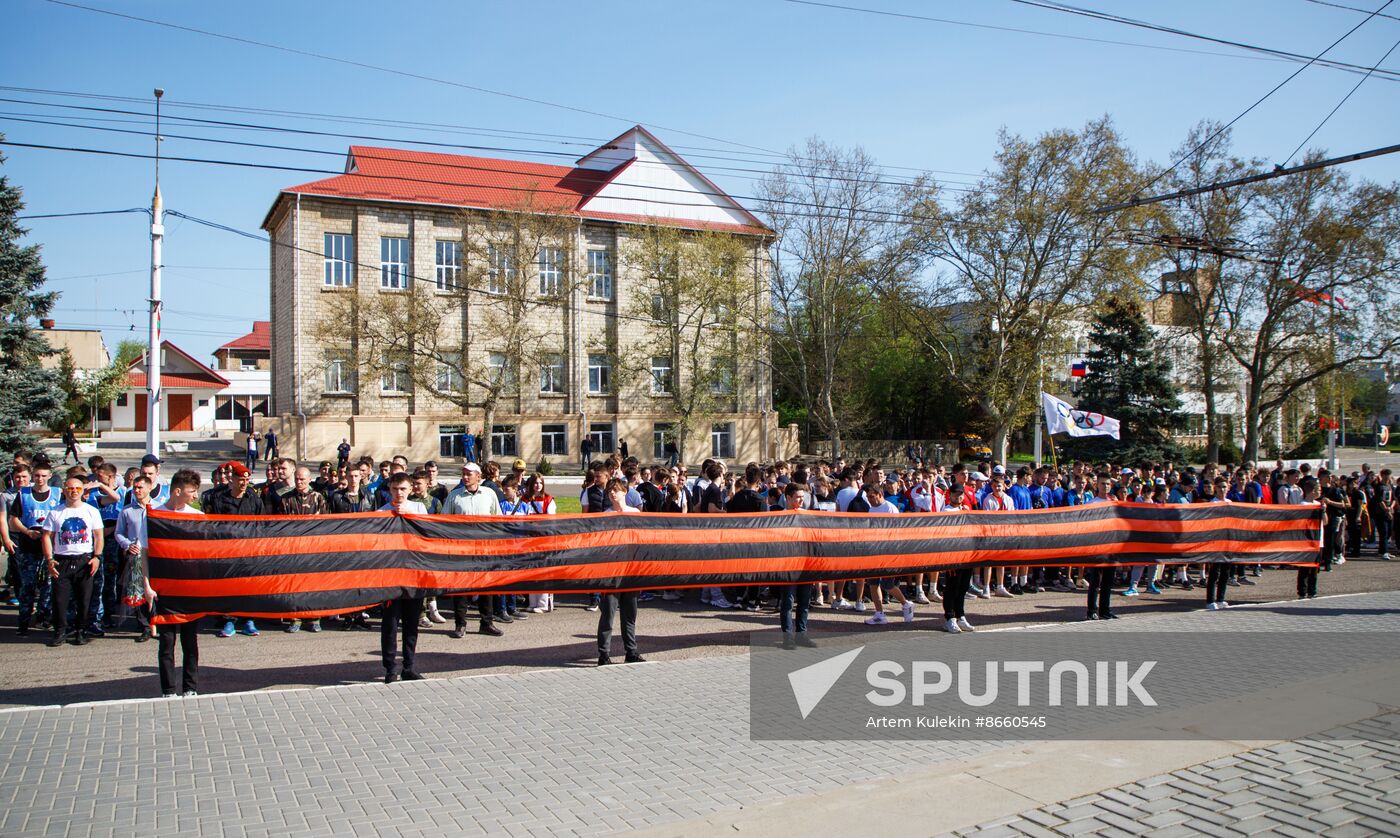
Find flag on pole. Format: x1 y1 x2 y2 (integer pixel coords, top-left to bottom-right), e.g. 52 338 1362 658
1042 392 1121 440
1071 362 1087 377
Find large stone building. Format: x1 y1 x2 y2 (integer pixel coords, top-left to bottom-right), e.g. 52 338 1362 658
261 126 782 465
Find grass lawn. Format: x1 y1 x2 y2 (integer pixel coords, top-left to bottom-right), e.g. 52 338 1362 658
555 496 581 514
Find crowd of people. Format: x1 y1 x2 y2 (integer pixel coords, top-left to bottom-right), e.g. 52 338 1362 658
1 445 1394 697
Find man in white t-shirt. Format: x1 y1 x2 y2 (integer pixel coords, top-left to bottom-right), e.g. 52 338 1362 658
41 476 105 647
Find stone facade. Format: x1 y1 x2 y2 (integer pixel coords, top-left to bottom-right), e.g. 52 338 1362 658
263 195 781 466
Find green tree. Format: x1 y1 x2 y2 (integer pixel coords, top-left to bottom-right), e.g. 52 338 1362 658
56 339 144 430
1065 297 1186 464
0 143 65 456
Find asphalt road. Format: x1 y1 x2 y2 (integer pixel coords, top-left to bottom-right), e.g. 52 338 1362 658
2 551 1396 709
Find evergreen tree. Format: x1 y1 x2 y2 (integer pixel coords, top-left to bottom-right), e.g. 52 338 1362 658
0 143 66 457
1064 297 1186 465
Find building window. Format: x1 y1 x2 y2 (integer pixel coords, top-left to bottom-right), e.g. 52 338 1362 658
710 358 735 395
587 249 612 299
435 352 463 393
652 422 673 459
381 354 411 394
488 351 516 391
540 353 565 395
711 422 735 459
589 422 615 454
438 424 465 458
541 423 567 456
587 353 610 395
238 354 259 371
325 353 355 393
488 245 514 295
651 293 668 322
435 240 462 290
116 393 128 407
537 247 563 296
491 424 518 457
324 233 354 287
650 356 673 395
380 236 409 289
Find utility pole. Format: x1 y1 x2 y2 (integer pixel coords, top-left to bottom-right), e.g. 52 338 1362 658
146 88 164 457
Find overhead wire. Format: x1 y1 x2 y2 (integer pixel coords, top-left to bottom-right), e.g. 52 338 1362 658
1301 0 1400 23
1280 32 1400 166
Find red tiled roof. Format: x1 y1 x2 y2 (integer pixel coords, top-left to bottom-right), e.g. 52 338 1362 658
218 321 270 352
271 133 771 236
126 371 228 389
125 340 230 389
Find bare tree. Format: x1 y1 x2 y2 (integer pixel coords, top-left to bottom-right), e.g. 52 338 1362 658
758 139 910 458
621 225 761 464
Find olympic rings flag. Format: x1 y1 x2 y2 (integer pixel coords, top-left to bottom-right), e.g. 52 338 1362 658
1043 391 1121 440
144 503 1322 624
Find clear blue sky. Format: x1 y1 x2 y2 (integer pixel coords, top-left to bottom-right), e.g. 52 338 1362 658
4 0 1398 361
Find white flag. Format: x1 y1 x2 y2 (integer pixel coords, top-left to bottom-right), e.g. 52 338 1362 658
1042 392 1121 440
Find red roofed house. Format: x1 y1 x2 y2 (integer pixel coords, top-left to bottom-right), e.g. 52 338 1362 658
211 321 271 432
109 340 229 433
260 125 782 463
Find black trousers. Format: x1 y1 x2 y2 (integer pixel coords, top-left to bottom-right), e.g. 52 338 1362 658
943 568 972 620
1206 563 1230 604
1373 515 1392 554
158 621 199 695
597 591 638 657
1086 567 1114 617
453 595 494 628
381 597 422 675
1297 565 1319 597
50 555 95 637
1346 521 1362 556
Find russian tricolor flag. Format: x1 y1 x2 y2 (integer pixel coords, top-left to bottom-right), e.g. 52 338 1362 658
1071 362 1087 377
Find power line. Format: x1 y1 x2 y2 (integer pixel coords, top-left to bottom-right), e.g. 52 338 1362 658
16 207 148 220
1094 140 1400 212
1007 0 1400 81
1281 33 1400 166
779 0 1381 71
1131 0 1393 199
43 0 782 156
1301 0 1400 23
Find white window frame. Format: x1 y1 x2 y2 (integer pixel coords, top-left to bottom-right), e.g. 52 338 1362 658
323 233 354 287
587 353 611 395
587 249 612 300
652 422 673 459
540 352 566 395
488 245 514 295
711 422 735 459
589 422 615 455
537 247 563 296
435 352 464 393
491 424 518 457
488 351 517 391
380 236 410 289
324 353 355 394
650 356 673 395
710 358 735 395
540 423 567 456
435 240 462 291
380 354 411 394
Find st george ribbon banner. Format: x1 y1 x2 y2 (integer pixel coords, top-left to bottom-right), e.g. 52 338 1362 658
146 503 1323 623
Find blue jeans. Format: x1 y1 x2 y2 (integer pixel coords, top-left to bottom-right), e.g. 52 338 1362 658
16 551 51 628
779 585 812 634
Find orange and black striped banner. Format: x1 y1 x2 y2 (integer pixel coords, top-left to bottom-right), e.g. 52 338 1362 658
147 502 1322 623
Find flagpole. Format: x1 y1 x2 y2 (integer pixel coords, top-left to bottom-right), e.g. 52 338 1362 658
1034 374 1044 468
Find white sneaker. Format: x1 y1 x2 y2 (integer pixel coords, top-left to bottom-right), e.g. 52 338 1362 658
1206 602 1220 611
1219 601 1230 608
864 611 888 625
854 601 868 613
527 607 547 613
833 597 852 610
957 617 975 632
913 593 930 605
902 601 915 623
814 597 826 607
1335 556 1346 565
711 594 734 609
929 589 943 602
426 606 446 624
993 586 1013 598
662 591 682 601
944 618 962 634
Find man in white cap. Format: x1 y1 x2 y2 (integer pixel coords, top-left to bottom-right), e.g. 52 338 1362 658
442 462 504 639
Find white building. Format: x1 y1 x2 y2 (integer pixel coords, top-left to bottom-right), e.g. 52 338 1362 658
108 340 229 433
